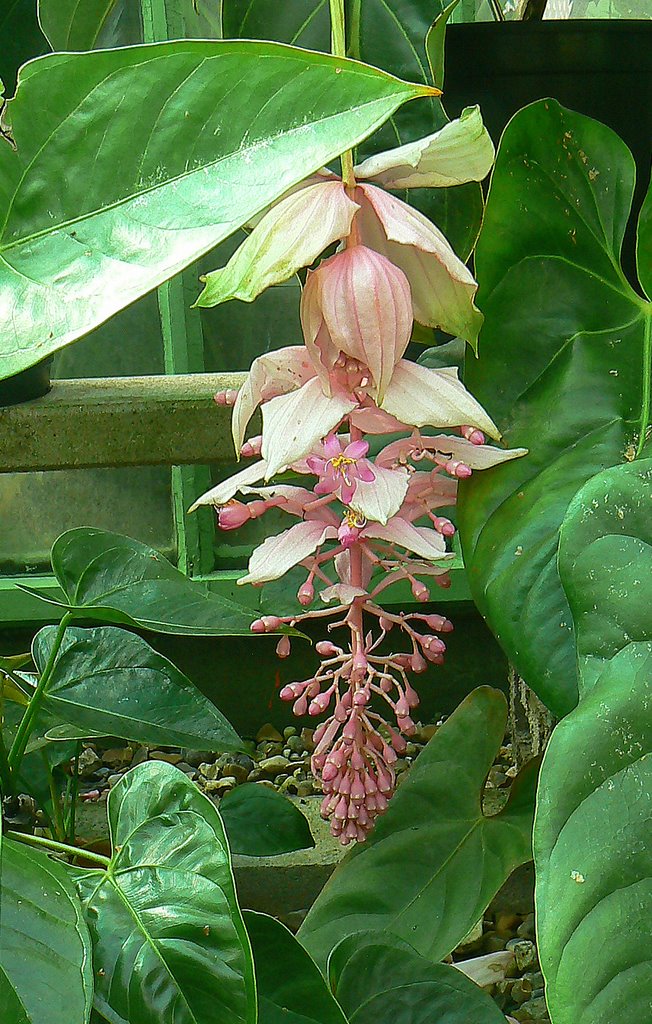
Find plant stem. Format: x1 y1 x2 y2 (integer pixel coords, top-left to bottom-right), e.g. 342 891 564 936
329 0 356 188
5 828 110 868
66 741 81 843
8 612 73 775
42 750 67 842
488 0 506 20
636 314 652 458
0 726 13 795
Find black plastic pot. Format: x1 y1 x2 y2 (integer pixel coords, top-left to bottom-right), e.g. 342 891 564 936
444 21 652 279
0 357 54 408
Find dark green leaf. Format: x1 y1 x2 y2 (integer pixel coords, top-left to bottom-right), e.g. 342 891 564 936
298 687 537 969
244 911 348 1024
33 623 242 750
220 783 314 856
417 335 466 371
425 0 461 92
0 834 93 1024
458 100 652 716
44 528 289 636
222 0 330 49
535 460 652 1024
75 760 256 1024
333 937 507 1024
0 39 429 379
38 0 128 50
0 0 48 97
37 0 222 50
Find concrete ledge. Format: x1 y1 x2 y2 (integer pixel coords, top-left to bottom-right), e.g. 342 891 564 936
0 372 247 472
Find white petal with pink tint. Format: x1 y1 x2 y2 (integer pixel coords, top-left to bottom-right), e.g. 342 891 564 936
376 434 527 469
365 517 453 560
320 584 367 605
357 183 483 347
188 460 268 512
262 377 357 477
239 520 336 585
241 484 340 527
349 465 409 525
232 346 315 453
381 360 500 439
354 106 494 189
196 181 358 307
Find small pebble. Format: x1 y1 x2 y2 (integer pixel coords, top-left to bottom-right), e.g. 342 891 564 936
149 751 182 765
259 755 291 775
283 726 297 739
77 749 102 777
517 913 536 941
506 939 538 973
256 724 283 743
102 747 133 768
199 762 219 781
107 773 123 788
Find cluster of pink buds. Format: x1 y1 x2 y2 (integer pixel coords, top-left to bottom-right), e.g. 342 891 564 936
192 108 526 843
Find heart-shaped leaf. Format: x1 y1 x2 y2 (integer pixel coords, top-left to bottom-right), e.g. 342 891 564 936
0 832 93 1024
220 783 315 857
33 623 242 750
458 100 652 716
221 0 484 261
21 528 287 636
0 39 430 379
332 936 507 1024
298 687 537 969
244 911 348 1024
534 459 652 1024
75 760 256 1024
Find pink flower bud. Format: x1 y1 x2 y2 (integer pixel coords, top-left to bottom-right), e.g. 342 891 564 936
338 522 361 548
218 501 251 530
240 435 262 457
411 579 430 602
316 640 340 657
275 635 291 659
423 614 454 632
379 616 394 632
462 425 485 445
422 635 446 655
447 460 472 479
322 761 338 783
250 615 282 633
411 652 428 673
297 580 315 606
432 516 456 536
309 692 332 716
214 388 239 406
293 694 308 716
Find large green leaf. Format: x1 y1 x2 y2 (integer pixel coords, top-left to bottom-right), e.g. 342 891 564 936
37 0 221 51
33 623 242 750
534 460 652 1024
20 528 280 636
244 911 348 1024
458 100 652 717
332 936 507 1024
0 832 93 1024
221 0 484 262
298 687 537 969
220 783 315 856
0 40 430 380
75 760 256 1024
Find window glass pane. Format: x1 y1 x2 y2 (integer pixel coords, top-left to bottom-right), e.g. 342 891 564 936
0 293 175 574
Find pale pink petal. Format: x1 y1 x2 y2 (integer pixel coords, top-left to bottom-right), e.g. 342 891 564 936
334 550 373 589
262 377 357 477
349 465 409 525
349 405 408 434
239 520 337 585
232 346 315 453
240 483 340 528
301 245 412 403
245 169 338 230
187 460 268 512
196 182 358 307
320 583 367 605
354 106 494 190
365 517 452 560
357 184 483 347
376 434 527 469
381 360 500 439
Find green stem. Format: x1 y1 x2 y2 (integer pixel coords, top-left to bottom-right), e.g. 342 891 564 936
0 726 13 795
65 742 81 844
489 0 506 20
329 0 356 187
6 828 110 868
636 314 652 458
8 612 73 774
42 750 66 842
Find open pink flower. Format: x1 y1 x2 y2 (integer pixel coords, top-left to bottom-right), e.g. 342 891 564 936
307 434 375 505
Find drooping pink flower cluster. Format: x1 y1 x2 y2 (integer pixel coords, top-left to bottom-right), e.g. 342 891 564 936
192 110 526 844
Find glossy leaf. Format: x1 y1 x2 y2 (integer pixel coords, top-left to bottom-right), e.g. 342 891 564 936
535 460 652 1024
244 911 348 1024
0 833 93 1024
220 783 314 856
23 528 280 636
299 687 537 969
75 760 256 1024
33 623 242 750
221 0 484 262
458 100 652 716
37 0 221 50
333 936 507 1024
0 40 430 379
